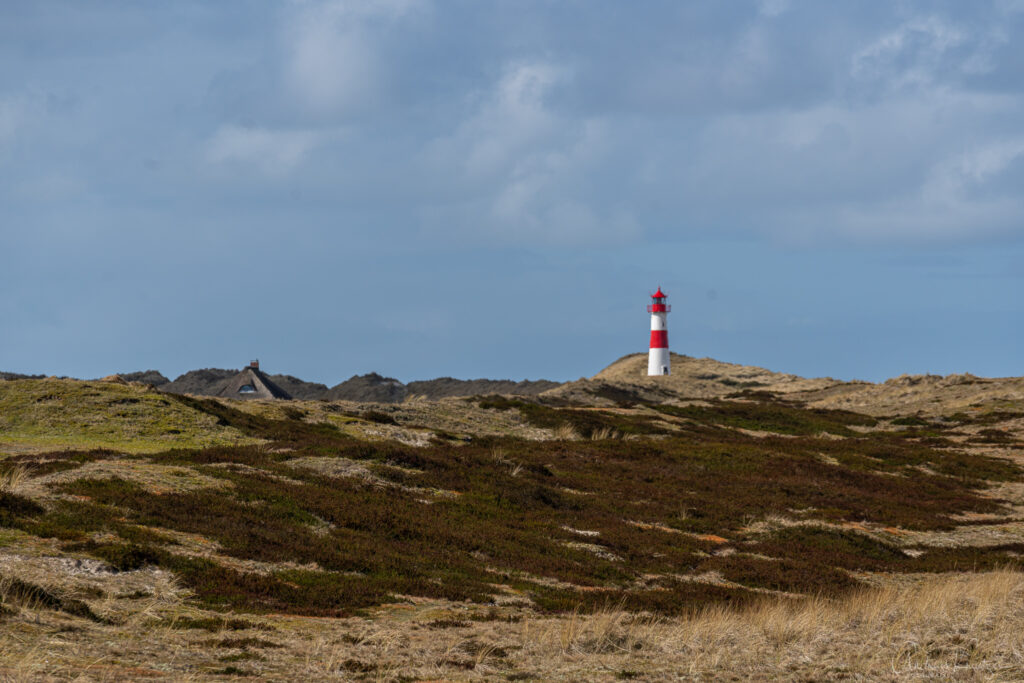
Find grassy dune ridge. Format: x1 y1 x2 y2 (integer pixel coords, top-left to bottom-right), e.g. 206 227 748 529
2 373 1024 678
0 378 260 453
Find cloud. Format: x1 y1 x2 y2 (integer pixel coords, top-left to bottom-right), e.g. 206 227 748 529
10 172 89 203
194 4 1024 248
997 0 1024 13
420 62 640 246
647 80 1024 245
925 138 1024 197
454 62 567 177
205 125 324 175
283 0 424 118
860 137 1024 242
757 0 792 17
0 97 24 144
13 2 1022 252
850 15 1006 93
0 94 45 152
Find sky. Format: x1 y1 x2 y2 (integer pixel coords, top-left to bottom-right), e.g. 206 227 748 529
2 0 1024 385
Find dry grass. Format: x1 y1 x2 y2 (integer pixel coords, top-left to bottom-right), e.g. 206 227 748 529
490 446 524 477
17 458 230 501
0 463 29 493
511 569 1024 679
546 352 840 406
552 602 657 654
1 570 1022 680
547 351 1024 421
551 422 581 440
589 425 622 441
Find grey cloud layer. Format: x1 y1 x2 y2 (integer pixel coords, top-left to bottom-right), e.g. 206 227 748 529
3 0 1024 249
189 1 1024 245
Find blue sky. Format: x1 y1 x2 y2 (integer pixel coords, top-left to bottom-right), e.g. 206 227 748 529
2 0 1024 384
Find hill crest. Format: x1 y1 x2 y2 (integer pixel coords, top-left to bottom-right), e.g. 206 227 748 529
545 352 1024 417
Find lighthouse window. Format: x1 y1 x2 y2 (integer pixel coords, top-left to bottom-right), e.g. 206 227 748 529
238 384 256 394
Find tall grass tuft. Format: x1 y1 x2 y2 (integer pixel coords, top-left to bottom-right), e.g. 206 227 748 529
0 464 29 494
551 423 581 440
589 426 621 441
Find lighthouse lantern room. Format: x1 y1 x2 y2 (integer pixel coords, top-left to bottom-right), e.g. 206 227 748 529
647 287 671 376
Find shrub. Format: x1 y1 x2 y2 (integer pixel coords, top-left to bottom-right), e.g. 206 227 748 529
88 543 163 571
360 410 397 425
654 398 877 436
0 575 105 622
752 527 907 571
0 491 44 526
700 553 859 594
172 616 265 632
477 396 666 437
28 396 1023 618
890 416 930 426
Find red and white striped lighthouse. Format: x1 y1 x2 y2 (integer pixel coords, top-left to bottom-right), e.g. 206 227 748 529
647 287 671 376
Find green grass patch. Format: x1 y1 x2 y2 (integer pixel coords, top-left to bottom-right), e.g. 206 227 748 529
0 379 260 453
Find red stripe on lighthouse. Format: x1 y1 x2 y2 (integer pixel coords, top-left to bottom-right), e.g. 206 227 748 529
650 330 668 348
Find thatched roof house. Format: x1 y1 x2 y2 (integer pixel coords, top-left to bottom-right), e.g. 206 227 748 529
215 361 292 400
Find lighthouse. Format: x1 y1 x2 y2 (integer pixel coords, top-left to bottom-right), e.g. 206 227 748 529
647 287 671 376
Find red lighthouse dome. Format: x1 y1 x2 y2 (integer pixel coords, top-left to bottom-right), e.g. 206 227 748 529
647 287 671 313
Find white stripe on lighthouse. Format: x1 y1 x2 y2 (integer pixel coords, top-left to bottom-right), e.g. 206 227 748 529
648 347 670 376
